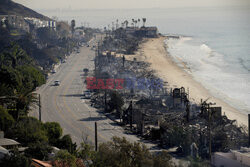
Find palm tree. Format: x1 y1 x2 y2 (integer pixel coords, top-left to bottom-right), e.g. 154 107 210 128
116 19 119 29
15 91 38 119
71 19 76 36
142 18 146 27
0 90 38 120
2 43 31 68
124 20 129 28
132 19 135 28
112 22 115 31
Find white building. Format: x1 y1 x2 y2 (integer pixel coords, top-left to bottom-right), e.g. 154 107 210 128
0 15 57 32
24 17 56 30
0 15 30 32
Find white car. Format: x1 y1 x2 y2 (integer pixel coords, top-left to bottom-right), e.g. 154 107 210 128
54 80 60 86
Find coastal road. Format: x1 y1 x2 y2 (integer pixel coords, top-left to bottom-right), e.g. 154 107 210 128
31 37 156 148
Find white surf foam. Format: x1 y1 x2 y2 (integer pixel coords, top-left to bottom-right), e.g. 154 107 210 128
165 37 250 114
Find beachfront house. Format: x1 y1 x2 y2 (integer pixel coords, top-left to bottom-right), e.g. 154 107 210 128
135 27 158 38
125 27 138 36
124 26 158 38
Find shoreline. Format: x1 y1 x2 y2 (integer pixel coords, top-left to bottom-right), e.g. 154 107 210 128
128 36 248 127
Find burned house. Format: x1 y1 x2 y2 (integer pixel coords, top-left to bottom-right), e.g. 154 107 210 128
135 27 158 38
124 26 158 38
172 87 189 109
125 27 139 36
121 97 166 135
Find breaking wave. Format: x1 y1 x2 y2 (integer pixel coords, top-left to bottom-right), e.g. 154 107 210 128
165 37 250 114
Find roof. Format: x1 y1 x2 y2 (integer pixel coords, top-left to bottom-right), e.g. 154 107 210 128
126 27 139 30
0 146 9 154
52 158 85 167
74 29 84 32
32 159 52 167
0 138 20 146
51 146 60 153
142 27 158 31
18 147 28 152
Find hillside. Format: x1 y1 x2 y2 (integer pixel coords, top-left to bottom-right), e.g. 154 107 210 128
0 0 51 20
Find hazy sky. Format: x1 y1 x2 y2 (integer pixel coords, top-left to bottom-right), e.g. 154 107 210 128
13 0 250 9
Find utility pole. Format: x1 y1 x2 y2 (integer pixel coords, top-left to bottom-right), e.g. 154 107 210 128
95 42 100 73
141 111 145 135
201 99 203 115
122 55 124 68
130 101 133 131
39 94 41 121
94 51 97 73
97 42 100 56
201 100 215 162
186 101 190 122
95 122 98 151
184 90 190 122
248 114 250 147
208 103 212 161
104 89 107 112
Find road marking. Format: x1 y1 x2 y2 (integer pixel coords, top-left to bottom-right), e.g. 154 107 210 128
62 76 107 142
59 52 108 142
54 85 83 136
50 55 92 144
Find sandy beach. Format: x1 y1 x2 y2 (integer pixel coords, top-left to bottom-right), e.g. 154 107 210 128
127 36 248 127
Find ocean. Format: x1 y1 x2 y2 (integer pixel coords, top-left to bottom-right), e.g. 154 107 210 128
38 6 250 114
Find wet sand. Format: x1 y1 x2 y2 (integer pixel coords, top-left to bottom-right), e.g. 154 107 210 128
127 36 248 127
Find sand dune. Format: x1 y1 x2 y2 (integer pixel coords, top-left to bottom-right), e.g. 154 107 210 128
128 36 248 127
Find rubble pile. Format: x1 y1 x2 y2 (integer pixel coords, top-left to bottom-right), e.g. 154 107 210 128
87 28 248 158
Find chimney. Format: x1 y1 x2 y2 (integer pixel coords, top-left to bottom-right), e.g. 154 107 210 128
0 131 4 139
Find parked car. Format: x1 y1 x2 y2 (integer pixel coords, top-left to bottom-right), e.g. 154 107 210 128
54 80 60 86
83 68 89 73
83 90 91 99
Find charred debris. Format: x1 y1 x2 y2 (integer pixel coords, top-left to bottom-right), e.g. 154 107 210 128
85 25 248 159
